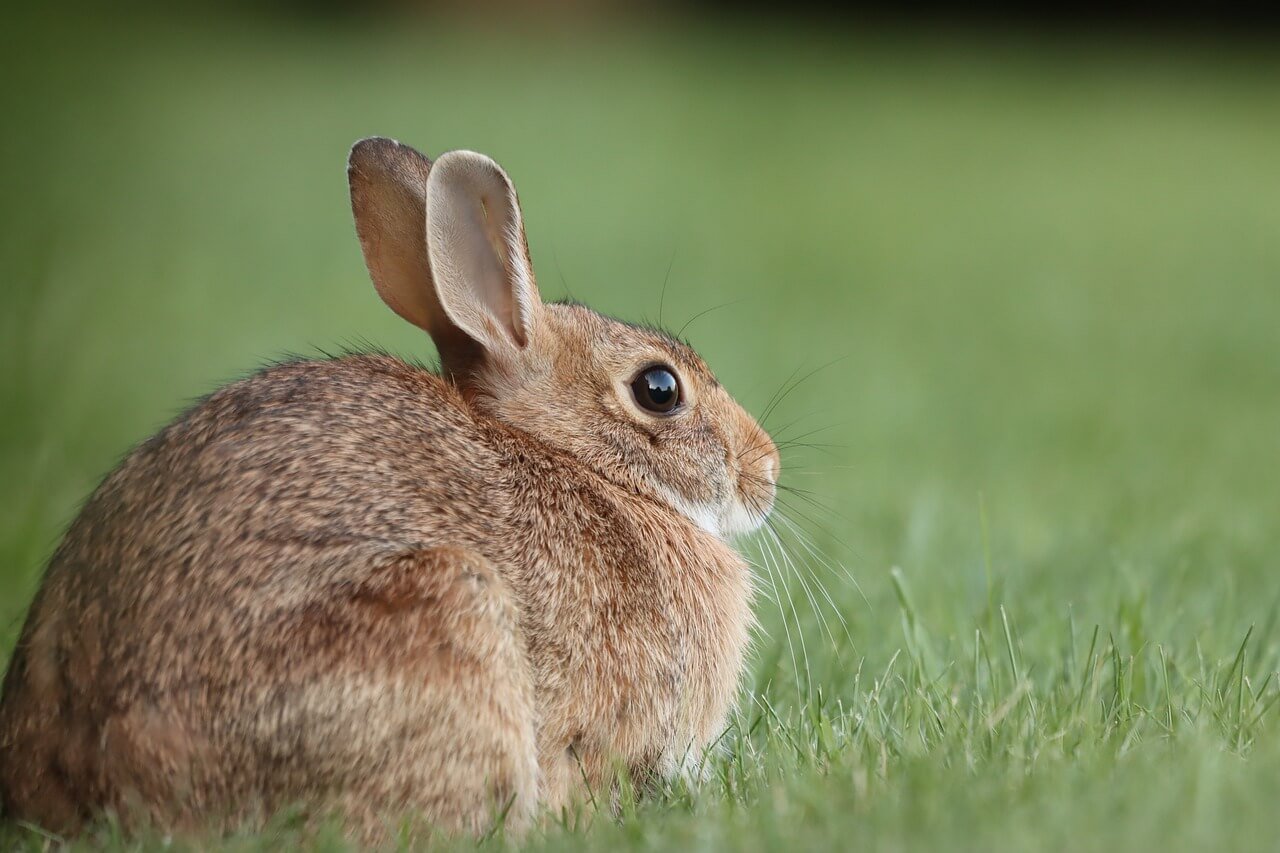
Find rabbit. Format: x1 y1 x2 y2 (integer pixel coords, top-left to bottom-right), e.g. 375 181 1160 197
0 138 780 841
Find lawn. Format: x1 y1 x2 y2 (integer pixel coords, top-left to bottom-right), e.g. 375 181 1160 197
3 10 1280 850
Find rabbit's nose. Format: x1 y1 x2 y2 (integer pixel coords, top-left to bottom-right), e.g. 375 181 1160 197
760 454 779 487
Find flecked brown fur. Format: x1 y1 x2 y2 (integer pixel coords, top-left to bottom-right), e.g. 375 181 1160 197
0 139 778 842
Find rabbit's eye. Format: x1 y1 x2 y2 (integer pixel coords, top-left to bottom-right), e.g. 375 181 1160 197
631 366 682 415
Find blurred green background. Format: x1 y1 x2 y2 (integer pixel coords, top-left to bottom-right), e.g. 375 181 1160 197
2 6 1280 850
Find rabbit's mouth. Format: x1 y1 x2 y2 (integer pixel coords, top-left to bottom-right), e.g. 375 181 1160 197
717 430 779 539
721 468 778 538
722 500 772 538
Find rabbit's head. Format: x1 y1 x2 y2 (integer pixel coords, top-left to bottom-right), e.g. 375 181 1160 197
349 138 778 538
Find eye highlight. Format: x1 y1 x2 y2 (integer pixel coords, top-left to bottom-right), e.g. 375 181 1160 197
630 365 682 414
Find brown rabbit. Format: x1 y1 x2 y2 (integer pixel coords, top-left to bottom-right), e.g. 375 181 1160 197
0 139 779 840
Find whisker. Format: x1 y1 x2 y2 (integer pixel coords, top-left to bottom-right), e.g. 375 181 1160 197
550 243 575 302
768 518 858 654
770 419 851 448
775 441 844 458
774 496 862 559
755 364 805 432
657 247 677 329
757 531 811 701
676 298 748 341
765 521 838 650
741 556 777 643
758 355 850 432
769 518 851 626
744 543 796 693
775 509 869 608
765 410 830 444
775 484 853 526
736 440 779 465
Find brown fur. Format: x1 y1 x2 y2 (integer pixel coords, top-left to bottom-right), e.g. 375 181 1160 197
0 140 778 841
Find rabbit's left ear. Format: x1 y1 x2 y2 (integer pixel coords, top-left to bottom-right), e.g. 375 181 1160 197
348 137 442 335
425 150 541 352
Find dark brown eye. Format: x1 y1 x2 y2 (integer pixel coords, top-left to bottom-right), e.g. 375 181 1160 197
630 365 681 414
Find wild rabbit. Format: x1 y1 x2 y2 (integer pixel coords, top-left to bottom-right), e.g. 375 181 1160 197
0 138 779 840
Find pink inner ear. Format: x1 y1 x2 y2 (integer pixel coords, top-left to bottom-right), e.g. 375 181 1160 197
469 193 521 340
426 152 539 352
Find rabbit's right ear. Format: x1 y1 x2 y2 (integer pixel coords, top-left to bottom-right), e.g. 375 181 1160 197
424 150 541 356
348 137 481 379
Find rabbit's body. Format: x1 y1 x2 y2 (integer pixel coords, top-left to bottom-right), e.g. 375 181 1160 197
0 140 777 839
0 353 751 832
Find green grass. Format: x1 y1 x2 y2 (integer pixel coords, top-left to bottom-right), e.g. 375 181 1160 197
3 10 1280 850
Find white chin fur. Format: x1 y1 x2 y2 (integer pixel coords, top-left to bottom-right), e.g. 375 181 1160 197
684 503 724 538
658 487 766 541
718 499 768 539
654 486 723 538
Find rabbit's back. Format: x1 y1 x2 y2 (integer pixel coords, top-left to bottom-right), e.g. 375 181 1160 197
0 354 530 828
41 352 500 639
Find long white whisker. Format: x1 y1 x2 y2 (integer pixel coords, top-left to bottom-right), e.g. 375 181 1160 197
766 522 838 650
773 520 851 634
742 551 777 644
746 539 802 708
775 500 865 589
776 510 870 609
759 529 812 701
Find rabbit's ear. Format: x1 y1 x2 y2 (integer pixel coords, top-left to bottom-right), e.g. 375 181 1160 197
349 138 482 376
425 150 541 353
349 138 435 330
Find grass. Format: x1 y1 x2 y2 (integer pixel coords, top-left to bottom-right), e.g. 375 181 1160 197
3 9 1280 850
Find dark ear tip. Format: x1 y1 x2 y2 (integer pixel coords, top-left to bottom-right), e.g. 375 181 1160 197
347 137 430 178
348 136 395 175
